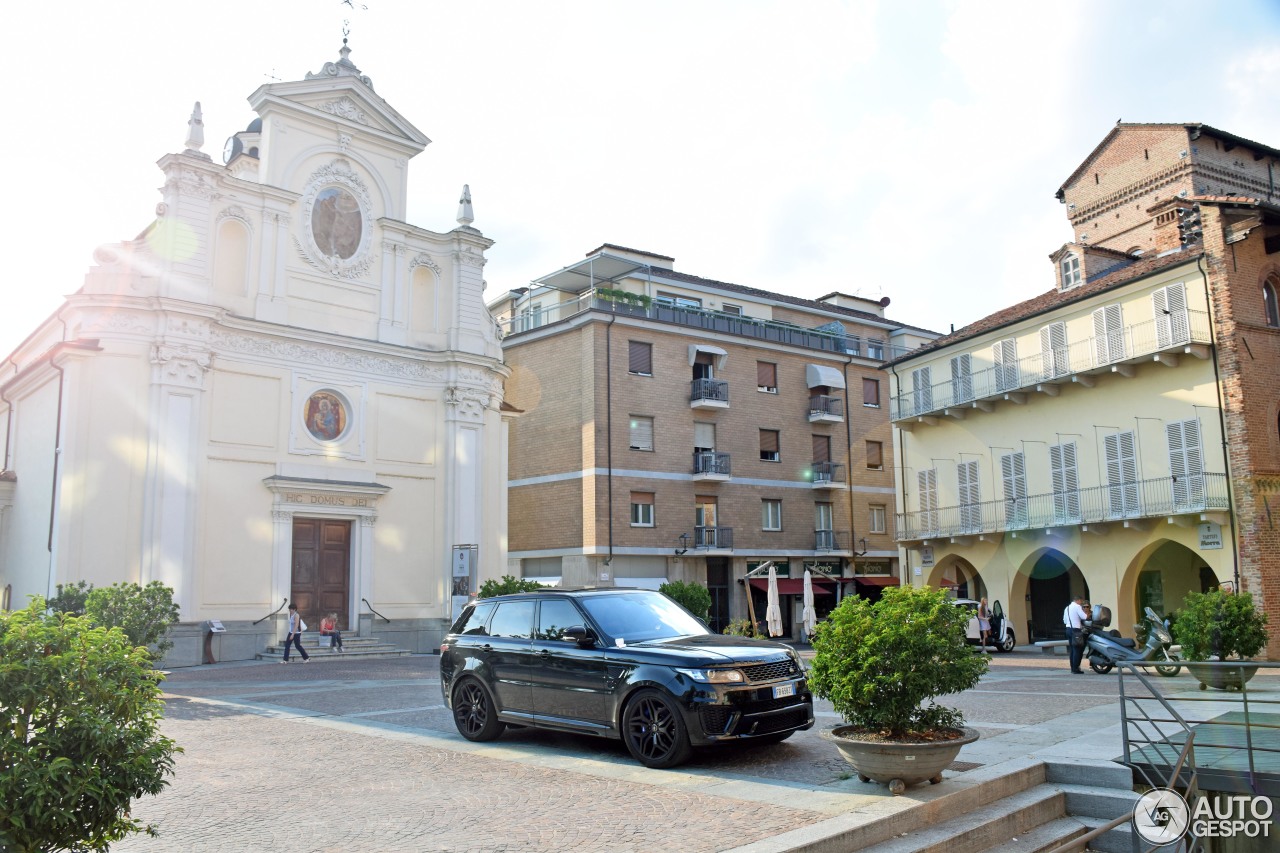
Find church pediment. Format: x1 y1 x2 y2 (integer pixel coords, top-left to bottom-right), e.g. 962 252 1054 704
252 82 430 151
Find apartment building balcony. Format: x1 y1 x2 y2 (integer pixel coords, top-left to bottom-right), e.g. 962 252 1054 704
815 529 841 552
692 451 732 482
694 525 733 553
895 472 1229 543
690 378 730 409
890 309 1213 425
808 394 844 423
810 461 846 490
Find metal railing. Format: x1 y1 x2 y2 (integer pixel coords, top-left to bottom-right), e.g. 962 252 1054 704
691 378 729 404
1049 659 1206 853
809 395 844 419
814 530 840 552
811 461 845 485
496 290 915 360
897 472 1229 540
362 598 391 624
693 451 732 477
694 526 733 550
890 309 1213 421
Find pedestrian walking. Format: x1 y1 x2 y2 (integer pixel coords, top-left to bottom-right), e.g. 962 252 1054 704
320 612 344 653
282 602 310 663
1064 595 1088 674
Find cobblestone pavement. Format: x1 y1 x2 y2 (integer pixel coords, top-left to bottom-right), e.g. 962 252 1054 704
112 649 1142 853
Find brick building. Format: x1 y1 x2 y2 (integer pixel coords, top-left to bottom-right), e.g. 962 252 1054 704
488 245 936 640
888 123 1280 658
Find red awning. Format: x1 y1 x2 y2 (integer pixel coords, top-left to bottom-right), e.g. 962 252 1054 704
748 577 836 595
854 576 900 587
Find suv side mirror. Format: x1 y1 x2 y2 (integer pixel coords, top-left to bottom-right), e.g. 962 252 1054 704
562 625 596 647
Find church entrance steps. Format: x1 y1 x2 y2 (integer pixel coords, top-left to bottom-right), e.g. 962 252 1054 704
255 634 412 661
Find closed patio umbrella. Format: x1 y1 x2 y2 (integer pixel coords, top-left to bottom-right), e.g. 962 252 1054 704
766 565 783 637
802 569 818 637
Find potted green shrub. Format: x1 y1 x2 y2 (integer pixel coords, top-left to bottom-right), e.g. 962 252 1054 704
1172 588 1269 691
809 585 988 794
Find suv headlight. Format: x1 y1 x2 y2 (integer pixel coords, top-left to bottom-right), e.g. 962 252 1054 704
676 668 745 684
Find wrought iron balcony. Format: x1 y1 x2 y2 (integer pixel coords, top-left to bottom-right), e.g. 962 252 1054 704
808 394 844 423
815 529 840 552
690 378 730 408
692 451 732 481
890 309 1213 422
694 526 733 550
896 472 1229 541
810 461 845 489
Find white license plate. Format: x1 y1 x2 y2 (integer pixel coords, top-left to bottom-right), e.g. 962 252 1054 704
773 683 795 699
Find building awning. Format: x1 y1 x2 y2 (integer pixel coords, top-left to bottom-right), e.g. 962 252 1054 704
689 344 728 370
805 364 845 390
748 577 837 595
854 576 900 587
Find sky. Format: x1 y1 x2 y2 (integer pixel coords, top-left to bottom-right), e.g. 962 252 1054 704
5 0 1280 356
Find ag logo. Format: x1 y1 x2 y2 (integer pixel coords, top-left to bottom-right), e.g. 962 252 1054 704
1133 787 1191 844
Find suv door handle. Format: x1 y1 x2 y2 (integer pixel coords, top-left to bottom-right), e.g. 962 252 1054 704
537 649 552 659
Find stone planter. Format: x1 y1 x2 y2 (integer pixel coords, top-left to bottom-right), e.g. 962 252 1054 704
822 726 980 795
1186 662 1260 692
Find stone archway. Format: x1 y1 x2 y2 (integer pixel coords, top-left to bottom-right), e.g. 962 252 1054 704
1119 539 1219 637
928 555 985 601
1012 548 1089 641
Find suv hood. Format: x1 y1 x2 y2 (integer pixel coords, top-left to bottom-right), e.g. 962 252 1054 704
622 633 795 665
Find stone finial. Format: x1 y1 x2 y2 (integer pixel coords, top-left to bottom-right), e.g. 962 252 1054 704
184 102 205 152
457 185 475 227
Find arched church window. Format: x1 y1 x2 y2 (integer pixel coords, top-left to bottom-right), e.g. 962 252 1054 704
1264 276 1280 328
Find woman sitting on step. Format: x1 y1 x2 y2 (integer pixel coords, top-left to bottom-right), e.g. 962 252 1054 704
320 612 345 653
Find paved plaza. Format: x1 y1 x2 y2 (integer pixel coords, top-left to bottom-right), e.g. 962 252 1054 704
110 648 1269 853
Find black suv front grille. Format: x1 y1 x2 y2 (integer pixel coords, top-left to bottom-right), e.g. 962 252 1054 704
700 705 734 735
742 659 798 682
734 706 809 736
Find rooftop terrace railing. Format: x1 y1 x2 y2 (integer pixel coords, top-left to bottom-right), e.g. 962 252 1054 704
496 290 914 360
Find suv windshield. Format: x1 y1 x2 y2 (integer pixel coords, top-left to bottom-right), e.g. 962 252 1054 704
578 591 709 644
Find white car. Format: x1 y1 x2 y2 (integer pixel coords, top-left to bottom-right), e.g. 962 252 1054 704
953 598 1017 653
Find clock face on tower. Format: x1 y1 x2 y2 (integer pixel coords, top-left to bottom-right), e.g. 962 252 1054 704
223 136 243 164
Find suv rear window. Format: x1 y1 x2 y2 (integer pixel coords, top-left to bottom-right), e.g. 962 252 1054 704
489 601 535 639
453 601 495 635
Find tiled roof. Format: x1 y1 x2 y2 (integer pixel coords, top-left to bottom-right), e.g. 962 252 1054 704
886 250 1201 365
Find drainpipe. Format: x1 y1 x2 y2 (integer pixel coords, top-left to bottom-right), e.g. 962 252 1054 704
1198 254 1241 589
890 361 908 585
841 355 857 579
604 314 617 569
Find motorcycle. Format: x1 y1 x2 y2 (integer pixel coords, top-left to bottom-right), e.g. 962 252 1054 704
1083 605 1181 677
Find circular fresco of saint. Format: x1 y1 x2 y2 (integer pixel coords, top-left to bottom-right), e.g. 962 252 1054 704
311 187 362 260
305 391 348 442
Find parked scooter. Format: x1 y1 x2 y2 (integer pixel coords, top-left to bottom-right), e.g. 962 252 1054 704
1083 605 1181 677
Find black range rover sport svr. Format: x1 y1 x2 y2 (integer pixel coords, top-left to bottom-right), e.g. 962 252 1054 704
440 587 814 768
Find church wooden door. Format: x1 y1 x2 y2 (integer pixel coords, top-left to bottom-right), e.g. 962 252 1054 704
291 519 351 630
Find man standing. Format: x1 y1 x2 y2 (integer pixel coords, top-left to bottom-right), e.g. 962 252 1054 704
1064 595 1088 674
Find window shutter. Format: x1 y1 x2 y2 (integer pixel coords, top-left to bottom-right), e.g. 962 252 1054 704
993 339 1019 391
863 377 880 406
1040 322 1067 378
957 460 981 531
630 491 653 505
760 429 779 454
918 469 938 533
757 361 777 389
1167 419 1204 509
1050 442 1080 521
1154 283 1189 347
694 422 715 451
628 341 652 374
1093 304 1125 365
912 367 933 413
866 440 883 468
951 354 973 402
1105 431 1138 516
812 435 831 463
629 416 654 451
1001 452 1027 527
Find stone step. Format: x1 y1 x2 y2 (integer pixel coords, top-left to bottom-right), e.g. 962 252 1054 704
856 786 1067 853
256 635 413 660
981 816 1091 853
1042 759 1135 792
1073 814 1139 853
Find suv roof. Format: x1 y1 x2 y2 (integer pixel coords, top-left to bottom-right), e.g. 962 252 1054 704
477 587 660 600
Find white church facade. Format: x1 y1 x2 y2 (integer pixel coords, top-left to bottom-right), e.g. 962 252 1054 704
0 44 512 664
